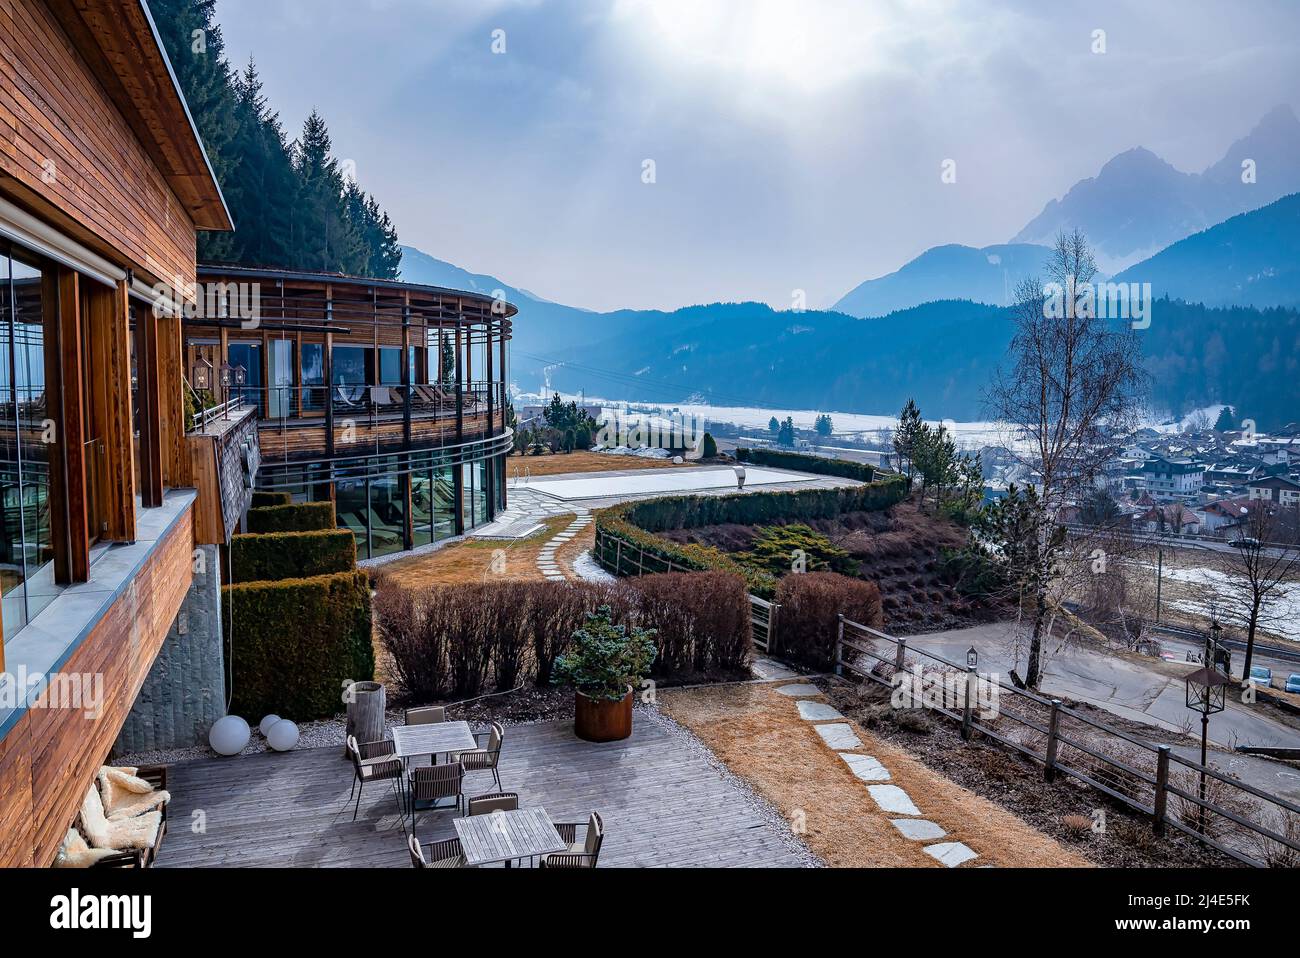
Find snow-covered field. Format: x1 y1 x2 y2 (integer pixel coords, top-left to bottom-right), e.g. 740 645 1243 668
1153 564 1300 643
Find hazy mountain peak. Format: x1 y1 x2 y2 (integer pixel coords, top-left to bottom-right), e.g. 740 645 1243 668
1012 106 1300 274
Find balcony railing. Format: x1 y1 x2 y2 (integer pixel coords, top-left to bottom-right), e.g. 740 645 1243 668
226 380 506 424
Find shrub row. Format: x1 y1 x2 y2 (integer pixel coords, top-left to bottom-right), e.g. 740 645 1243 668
250 490 293 508
226 570 374 720
736 447 877 482
230 529 357 583
246 500 336 533
774 572 883 670
594 478 908 597
374 572 752 704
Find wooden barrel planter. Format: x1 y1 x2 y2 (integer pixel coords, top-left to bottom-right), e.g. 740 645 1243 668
574 687 633 742
343 681 386 757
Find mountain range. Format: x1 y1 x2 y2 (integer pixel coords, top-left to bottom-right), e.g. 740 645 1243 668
1010 103 1300 275
399 106 1300 430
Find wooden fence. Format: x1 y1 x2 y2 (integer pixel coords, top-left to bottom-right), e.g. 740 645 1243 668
834 615 1300 868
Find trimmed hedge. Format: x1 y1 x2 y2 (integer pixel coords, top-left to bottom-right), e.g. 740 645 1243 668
737 447 877 482
250 490 292 508
230 529 357 583
775 572 883 670
226 570 374 720
594 477 907 598
246 500 336 533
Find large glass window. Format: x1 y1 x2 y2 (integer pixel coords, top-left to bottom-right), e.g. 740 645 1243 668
335 478 369 560
227 341 263 416
378 347 402 386
370 466 404 558
268 338 294 419
300 341 324 414
0 246 56 640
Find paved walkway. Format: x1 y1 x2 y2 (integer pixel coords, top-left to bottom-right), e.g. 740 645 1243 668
776 682 983 867
537 510 592 581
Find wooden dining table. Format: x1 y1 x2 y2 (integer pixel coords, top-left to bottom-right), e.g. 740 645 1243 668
390 721 477 761
454 807 568 867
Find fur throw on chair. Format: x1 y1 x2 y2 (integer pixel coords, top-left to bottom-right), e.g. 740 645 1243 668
52 828 120 868
97 766 169 820
79 783 161 851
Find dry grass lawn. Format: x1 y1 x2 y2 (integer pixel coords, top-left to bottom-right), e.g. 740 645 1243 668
506 450 692 477
376 515 572 589
659 683 1093 868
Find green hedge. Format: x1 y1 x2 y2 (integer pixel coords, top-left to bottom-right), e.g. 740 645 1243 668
246 501 336 534
594 477 907 598
736 447 876 482
225 570 374 720
230 529 357 583
250 490 292 508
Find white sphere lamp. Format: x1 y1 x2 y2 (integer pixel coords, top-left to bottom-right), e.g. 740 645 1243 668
209 715 250 756
266 719 300 752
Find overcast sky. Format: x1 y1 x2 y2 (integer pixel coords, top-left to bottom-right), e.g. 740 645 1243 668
214 0 1300 312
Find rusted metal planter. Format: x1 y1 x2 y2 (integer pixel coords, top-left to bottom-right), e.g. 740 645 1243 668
574 687 633 742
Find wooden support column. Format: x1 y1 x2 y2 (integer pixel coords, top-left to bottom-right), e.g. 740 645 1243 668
158 314 188 487
86 280 136 541
485 322 495 519
137 306 164 508
45 269 87 583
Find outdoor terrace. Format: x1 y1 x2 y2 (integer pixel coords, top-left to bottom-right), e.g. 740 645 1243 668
157 715 807 868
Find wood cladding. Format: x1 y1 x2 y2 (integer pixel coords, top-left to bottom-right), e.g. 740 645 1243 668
0 0 205 286
0 505 194 868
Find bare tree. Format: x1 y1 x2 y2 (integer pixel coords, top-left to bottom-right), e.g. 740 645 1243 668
983 229 1146 689
1217 503 1300 678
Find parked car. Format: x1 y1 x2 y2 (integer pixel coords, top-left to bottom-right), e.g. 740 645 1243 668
1285 674 1300 695
1229 537 1261 549
1248 665 1273 687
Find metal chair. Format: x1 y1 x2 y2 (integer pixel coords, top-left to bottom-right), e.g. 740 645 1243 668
466 792 519 816
460 722 504 791
541 812 603 869
407 760 465 830
407 833 466 869
346 735 403 822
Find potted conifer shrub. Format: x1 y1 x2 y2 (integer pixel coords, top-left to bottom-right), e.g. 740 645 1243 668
553 606 657 742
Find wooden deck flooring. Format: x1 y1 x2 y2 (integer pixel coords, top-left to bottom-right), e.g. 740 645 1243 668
158 716 806 868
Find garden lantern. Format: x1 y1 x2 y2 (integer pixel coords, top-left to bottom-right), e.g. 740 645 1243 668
1184 627 1231 835
966 646 979 669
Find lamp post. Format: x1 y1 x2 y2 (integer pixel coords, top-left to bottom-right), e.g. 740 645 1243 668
1184 624 1230 835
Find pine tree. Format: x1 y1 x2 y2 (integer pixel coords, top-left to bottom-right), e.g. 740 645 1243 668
777 417 795 448
893 399 923 483
1213 406 1238 432
152 1 403 275
768 416 780 436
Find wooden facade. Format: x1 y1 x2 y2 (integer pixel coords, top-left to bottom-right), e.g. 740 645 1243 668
187 268 517 557
0 507 193 867
0 1 230 866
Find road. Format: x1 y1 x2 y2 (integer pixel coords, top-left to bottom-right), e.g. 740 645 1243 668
904 622 1300 804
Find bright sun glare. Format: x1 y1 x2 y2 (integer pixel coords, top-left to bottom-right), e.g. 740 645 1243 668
621 0 890 93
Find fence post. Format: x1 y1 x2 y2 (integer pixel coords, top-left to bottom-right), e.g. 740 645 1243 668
1043 699 1062 781
1152 745 1170 835
895 637 907 673
960 666 977 740
835 614 844 677
770 602 780 655
615 538 623 575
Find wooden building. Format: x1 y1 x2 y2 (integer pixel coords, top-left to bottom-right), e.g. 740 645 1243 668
0 0 232 866
188 266 516 559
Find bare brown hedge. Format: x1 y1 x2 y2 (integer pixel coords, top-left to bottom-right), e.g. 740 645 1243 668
775 572 883 670
375 572 751 703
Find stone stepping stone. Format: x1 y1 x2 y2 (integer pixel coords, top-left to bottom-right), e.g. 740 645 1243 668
890 818 946 841
839 753 890 782
922 842 978 868
774 683 820 698
796 701 843 721
751 657 799 680
813 723 862 750
867 784 921 816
